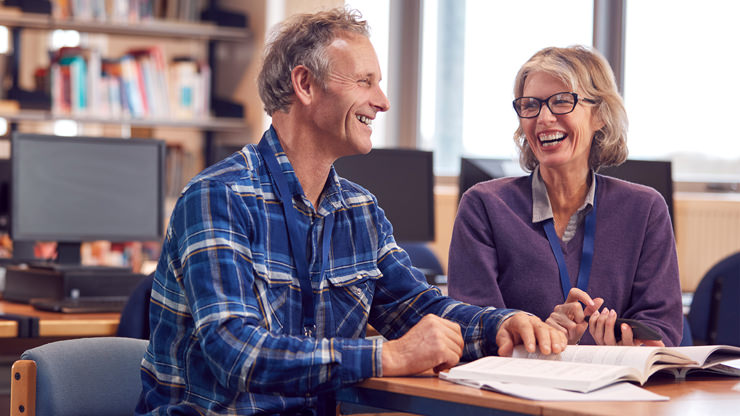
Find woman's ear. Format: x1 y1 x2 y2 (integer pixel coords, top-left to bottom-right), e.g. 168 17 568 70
291 65 314 106
591 105 606 132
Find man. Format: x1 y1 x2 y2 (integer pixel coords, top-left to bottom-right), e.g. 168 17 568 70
136 8 565 415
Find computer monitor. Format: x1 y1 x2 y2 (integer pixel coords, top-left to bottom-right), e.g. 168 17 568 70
599 159 674 223
458 157 524 201
333 148 435 242
10 133 166 265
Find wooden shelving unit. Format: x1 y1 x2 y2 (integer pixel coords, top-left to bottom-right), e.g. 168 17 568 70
0 8 252 132
0 11 251 42
0 110 248 132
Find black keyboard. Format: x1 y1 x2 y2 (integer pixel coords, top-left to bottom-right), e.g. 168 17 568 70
30 297 129 313
25 262 132 274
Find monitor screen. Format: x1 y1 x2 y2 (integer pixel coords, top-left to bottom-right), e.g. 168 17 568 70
459 157 524 201
333 148 435 243
599 159 673 223
10 133 165 263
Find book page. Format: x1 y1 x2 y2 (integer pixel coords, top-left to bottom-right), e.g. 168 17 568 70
513 345 692 380
665 345 740 367
446 356 638 393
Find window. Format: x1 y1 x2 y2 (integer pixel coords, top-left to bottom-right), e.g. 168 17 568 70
420 0 593 174
624 1 740 182
346 0 390 148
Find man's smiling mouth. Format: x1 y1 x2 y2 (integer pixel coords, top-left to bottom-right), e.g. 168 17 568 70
356 115 372 126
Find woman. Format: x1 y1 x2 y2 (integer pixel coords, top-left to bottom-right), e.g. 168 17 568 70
447 45 682 346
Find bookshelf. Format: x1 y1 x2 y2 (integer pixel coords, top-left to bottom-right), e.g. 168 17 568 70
0 12 251 41
0 2 255 269
0 108 247 131
0 8 252 132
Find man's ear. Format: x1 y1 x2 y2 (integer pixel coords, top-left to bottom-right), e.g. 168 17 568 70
291 65 314 106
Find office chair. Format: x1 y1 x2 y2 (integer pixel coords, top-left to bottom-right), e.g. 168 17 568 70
687 251 740 346
116 272 154 339
397 242 444 277
10 337 148 416
680 315 693 346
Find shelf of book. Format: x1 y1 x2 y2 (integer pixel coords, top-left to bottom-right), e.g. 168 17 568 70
0 11 251 42
0 109 248 131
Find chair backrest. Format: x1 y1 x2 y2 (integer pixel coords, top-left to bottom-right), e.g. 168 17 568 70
116 272 154 339
398 242 444 277
688 251 740 346
680 315 693 346
10 337 148 416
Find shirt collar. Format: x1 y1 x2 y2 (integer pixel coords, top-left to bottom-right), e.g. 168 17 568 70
531 165 596 223
261 126 344 217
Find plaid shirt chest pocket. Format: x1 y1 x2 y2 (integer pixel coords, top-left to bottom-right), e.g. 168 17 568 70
323 265 382 331
251 257 300 335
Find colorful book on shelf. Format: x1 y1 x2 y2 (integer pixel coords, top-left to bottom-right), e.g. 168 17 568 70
58 54 87 113
169 56 210 119
50 46 107 116
440 344 740 394
127 47 170 118
101 58 125 117
119 54 146 118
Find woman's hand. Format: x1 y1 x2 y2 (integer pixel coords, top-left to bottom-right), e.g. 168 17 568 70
589 309 666 346
546 288 603 344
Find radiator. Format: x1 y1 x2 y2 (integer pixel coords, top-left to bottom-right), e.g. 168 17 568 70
674 194 740 292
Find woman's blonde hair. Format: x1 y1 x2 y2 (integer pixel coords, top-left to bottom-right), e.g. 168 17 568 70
512 45 628 171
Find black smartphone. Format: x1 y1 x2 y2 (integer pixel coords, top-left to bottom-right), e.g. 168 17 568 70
614 318 662 341
586 316 663 341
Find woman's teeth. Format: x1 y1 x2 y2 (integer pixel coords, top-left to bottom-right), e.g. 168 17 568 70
538 132 565 147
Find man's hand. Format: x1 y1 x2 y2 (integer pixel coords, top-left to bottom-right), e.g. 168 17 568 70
381 314 464 376
546 288 604 344
497 312 567 357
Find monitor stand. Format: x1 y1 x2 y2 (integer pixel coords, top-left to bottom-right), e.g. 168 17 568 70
3 265 144 303
10 240 35 263
57 242 82 265
3 242 142 303
14 241 131 274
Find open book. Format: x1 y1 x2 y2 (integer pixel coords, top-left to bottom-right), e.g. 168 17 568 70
440 344 740 393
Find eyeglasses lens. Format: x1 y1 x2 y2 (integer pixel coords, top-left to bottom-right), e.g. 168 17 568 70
548 93 576 114
514 93 577 118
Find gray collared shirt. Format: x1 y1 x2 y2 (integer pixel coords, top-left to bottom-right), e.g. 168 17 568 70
531 165 596 242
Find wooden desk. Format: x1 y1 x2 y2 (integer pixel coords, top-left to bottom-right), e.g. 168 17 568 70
336 374 740 416
0 319 16 338
0 300 120 338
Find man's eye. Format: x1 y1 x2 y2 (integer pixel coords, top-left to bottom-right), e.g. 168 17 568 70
358 79 371 86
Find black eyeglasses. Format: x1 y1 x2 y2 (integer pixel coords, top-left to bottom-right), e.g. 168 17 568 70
512 92 596 118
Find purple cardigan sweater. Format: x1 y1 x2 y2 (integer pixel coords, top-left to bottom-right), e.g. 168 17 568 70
447 174 683 346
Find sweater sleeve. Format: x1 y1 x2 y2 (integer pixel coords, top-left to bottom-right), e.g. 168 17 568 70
622 191 683 347
447 188 507 308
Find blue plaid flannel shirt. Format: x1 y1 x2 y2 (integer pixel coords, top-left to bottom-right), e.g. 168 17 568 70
136 127 518 415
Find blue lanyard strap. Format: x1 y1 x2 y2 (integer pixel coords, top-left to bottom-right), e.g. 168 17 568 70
541 176 598 301
257 139 333 337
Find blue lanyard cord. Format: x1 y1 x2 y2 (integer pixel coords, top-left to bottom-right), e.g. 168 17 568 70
257 140 333 337
541 176 598 301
